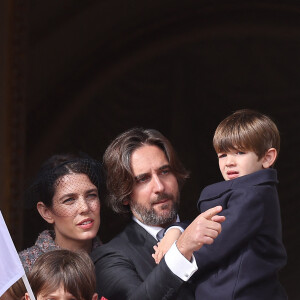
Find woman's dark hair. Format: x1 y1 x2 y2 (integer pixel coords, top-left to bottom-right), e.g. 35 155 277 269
26 153 105 208
103 128 189 214
28 250 96 300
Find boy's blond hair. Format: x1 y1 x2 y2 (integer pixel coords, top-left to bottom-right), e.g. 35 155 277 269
213 109 280 164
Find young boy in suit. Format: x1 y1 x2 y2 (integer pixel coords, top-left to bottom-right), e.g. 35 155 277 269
153 109 287 300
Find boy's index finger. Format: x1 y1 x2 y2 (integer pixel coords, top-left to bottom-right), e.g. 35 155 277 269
200 205 223 220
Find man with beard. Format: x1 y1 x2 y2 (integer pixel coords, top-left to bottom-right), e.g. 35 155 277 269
92 128 225 300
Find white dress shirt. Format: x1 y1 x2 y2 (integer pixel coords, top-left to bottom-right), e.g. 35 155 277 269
133 216 198 281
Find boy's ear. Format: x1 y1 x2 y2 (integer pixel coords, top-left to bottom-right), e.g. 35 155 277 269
25 293 31 300
37 202 54 224
92 293 98 300
262 148 277 168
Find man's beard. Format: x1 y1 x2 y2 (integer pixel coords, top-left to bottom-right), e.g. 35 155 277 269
130 192 179 227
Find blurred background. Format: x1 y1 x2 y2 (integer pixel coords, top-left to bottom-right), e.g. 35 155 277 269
1 1 299 298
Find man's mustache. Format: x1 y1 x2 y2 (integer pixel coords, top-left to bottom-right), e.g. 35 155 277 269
151 193 174 204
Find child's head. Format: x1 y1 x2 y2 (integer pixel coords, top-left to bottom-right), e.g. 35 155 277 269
0 279 26 300
25 250 97 300
213 109 280 180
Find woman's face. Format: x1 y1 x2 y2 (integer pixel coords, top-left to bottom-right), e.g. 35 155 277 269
48 173 101 251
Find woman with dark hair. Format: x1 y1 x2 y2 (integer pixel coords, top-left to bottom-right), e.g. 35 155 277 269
19 153 104 273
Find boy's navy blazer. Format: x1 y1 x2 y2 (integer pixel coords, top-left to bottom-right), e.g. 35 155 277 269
193 168 287 299
91 220 195 300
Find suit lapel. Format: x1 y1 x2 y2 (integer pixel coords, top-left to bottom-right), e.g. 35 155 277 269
126 222 195 299
125 221 158 276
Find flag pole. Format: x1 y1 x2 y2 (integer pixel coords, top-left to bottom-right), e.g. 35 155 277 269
21 274 36 300
0 211 35 300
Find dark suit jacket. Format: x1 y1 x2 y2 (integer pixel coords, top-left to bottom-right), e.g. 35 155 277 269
193 168 287 300
91 221 195 300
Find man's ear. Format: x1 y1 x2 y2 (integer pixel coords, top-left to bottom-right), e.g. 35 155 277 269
91 293 98 300
122 198 130 205
37 202 54 224
262 148 277 168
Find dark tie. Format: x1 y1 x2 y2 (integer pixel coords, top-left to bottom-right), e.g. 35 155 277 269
156 228 165 241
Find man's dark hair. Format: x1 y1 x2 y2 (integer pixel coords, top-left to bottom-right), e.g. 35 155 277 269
103 128 189 214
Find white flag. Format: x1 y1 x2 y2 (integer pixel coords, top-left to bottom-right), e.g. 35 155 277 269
0 211 25 297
